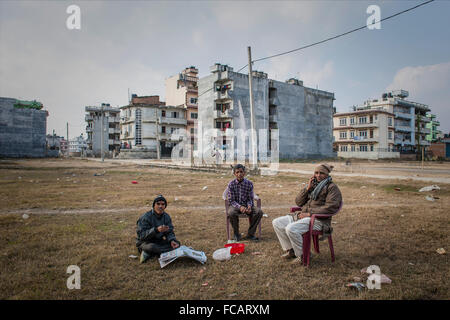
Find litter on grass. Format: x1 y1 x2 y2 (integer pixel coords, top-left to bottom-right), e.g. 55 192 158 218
419 185 440 192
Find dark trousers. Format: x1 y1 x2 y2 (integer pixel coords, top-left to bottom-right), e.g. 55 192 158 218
138 242 174 257
228 206 263 237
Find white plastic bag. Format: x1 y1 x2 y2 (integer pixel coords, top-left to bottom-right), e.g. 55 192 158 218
212 247 232 261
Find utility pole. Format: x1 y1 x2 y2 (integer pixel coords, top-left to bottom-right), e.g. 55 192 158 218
156 108 160 160
247 46 258 170
101 105 104 162
66 122 69 156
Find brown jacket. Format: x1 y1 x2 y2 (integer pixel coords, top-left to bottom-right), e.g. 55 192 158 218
295 181 342 228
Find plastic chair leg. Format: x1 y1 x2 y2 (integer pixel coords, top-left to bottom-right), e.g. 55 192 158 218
328 235 335 262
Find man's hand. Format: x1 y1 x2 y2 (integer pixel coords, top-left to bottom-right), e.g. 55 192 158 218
307 176 316 191
157 225 169 233
245 205 252 214
239 206 247 214
297 212 310 220
170 240 180 249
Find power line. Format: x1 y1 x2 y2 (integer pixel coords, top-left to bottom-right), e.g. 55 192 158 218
236 0 435 73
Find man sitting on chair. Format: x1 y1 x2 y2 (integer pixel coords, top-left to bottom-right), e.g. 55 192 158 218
227 164 263 241
272 164 342 264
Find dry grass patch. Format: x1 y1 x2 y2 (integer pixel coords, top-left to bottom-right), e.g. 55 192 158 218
0 159 448 299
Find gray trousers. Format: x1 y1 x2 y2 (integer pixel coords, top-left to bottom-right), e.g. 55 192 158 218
228 206 263 237
272 215 323 258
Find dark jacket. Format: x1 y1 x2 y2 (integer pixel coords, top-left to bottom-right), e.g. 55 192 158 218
136 209 178 247
295 181 342 228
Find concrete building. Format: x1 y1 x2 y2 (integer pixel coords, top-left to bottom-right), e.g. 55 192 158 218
85 103 120 157
333 109 398 159
165 66 199 149
46 133 65 157
68 134 87 156
425 114 441 143
119 95 187 158
197 63 335 161
0 97 48 158
334 90 430 159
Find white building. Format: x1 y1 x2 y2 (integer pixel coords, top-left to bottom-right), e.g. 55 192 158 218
333 90 430 159
119 95 187 158
68 134 87 156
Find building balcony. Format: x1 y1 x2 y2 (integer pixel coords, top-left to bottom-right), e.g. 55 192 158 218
86 126 93 133
419 128 431 134
108 116 120 123
109 128 120 134
395 125 412 132
212 70 231 82
394 138 413 145
394 112 413 120
85 115 93 121
215 109 232 118
158 133 183 141
269 114 278 123
215 90 233 101
159 117 187 126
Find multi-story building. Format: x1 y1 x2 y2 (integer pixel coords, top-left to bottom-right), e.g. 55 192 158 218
425 114 441 143
85 103 121 157
198 63 335 161
0 97 48 158
119 95 187 158
68 134 87 156
334 90 430 159
165 66 199 150
333 109 398 159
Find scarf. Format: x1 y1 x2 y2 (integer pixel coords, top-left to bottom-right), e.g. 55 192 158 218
310 176 332 200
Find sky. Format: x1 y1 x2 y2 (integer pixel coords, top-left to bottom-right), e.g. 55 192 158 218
1 0 449 138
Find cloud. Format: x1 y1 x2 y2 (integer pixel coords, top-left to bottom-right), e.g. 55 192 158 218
386 62 450 132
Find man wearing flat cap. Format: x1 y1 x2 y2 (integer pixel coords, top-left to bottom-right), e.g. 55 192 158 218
272 163 342 264
136 195 180 263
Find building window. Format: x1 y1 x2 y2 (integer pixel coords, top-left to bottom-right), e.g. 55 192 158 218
350 117 355 125
359 130 367 138
162 126 166 133
360 145 368 152
339 118 347 126
162 110 166 117
340 145 348 152
359 116 367 124
369 130 374 138
388 131 393 140
351 145 356 152
370 145 374 152
191 112 198 119
190 128 195 134
388 117 393 126
350 131 355 138
170 127 175 134
339 131 347 139
190 98 198 104
172 112 178 118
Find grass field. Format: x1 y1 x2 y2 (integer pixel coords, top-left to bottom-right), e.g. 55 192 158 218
0 158 448 299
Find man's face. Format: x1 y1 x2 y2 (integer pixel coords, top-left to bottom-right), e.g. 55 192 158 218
154 201 166 215
314 170 328 182
234 168 245 181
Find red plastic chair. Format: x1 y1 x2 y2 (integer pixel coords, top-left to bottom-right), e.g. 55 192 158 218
225 197 262 240
290 201 343 266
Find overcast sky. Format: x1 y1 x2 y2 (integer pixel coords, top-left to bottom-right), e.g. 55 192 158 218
1 0 449 138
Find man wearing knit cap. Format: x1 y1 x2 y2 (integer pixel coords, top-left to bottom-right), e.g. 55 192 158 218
136 195 181 263
272 163 342 264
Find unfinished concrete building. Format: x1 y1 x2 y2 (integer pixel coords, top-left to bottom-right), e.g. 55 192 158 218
85 103 121 157
0 97 48 158
197 63 336 160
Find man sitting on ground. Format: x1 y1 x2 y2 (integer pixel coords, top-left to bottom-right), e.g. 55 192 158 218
136 195 180 263
272 164 342 264
226 164 263 241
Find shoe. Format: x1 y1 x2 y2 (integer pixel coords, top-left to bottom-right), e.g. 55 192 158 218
290 256 303 264
140 250 150 264
243 234 259 241
281 249 295 259
233 234 242 242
